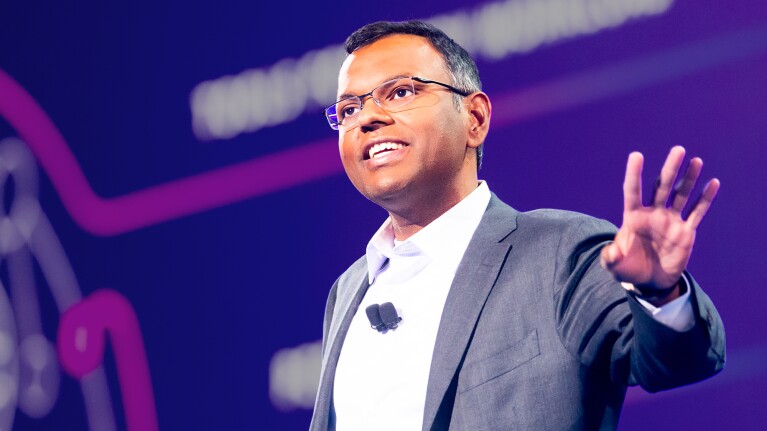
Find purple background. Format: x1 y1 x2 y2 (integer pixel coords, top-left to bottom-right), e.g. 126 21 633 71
1 0 765 429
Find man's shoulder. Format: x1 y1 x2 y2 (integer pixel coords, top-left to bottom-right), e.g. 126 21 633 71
519 208 615 229
489 195 617 238
515 208 618 246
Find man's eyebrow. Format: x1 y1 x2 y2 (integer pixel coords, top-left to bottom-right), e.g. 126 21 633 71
336 74 412 101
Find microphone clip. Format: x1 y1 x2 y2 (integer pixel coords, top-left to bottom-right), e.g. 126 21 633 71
365 302 402 333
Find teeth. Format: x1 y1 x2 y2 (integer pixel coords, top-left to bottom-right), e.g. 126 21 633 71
369 142 405 159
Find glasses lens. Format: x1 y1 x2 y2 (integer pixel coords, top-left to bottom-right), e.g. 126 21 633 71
336 98 362 126
326 97 362 130
325 105 340 130
375 78 416 110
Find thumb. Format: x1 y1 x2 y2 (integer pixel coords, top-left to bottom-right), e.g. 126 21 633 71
600 243 623 270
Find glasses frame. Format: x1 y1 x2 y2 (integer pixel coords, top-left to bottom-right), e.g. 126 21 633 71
324 76 472 130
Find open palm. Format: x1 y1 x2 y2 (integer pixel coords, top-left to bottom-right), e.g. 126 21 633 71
601 146 720 290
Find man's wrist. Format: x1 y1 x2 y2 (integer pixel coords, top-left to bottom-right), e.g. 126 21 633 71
623 277 687 306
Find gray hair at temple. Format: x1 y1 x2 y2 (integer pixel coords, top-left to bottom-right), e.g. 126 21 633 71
345 20 486 170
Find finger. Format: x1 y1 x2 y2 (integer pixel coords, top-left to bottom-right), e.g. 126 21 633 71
624 152 644 211
670 157 703 212
649 176 661 207
686 178 721 228
653 146 686 207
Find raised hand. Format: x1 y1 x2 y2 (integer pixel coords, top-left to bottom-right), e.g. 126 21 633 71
600 146 720 299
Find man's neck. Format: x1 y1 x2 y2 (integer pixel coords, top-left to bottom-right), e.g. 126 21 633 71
387 181 481 241
388 216 429 241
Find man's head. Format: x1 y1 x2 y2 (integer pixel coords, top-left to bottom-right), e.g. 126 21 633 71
334 21 491 220
347 24 481 113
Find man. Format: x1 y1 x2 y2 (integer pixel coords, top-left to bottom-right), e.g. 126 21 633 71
311 21 724 431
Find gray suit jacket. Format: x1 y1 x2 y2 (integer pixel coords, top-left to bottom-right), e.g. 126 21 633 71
310 195 725 430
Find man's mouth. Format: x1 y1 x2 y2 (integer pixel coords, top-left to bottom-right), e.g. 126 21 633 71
366 142 407 160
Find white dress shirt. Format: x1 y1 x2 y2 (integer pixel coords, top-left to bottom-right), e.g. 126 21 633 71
333 182 692 430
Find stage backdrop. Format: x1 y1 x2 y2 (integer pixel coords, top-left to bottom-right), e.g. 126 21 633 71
1 0 766 429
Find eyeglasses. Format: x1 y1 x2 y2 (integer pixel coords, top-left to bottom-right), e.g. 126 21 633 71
324 76 471 130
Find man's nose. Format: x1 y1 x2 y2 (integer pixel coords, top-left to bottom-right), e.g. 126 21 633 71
357 96 393 131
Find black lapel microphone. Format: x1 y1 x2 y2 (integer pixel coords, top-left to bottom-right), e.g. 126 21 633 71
379 302 402 330
365 304 386 332
366 302 402 333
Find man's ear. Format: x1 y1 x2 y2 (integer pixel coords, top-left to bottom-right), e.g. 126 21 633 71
466 92 491 149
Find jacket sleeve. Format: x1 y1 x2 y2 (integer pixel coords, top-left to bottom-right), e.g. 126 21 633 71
552 215 726 392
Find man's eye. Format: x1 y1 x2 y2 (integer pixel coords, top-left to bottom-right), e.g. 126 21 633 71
338 104 360 120
391 87 414 99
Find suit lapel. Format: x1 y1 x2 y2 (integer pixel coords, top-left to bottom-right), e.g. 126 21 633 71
422 195 518 430
312 265 370 431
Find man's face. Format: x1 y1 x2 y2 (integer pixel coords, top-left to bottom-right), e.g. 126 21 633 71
336 34 476 213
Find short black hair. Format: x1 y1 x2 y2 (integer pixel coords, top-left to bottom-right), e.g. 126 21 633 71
345 20 485 170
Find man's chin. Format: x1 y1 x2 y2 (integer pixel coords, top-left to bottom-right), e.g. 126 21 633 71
358 180 413 208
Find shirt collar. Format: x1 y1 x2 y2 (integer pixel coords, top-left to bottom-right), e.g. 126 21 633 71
365 181 492 283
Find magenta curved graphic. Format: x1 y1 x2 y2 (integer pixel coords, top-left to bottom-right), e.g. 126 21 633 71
57 289 158 431
0 28 763 237
0 68 341 236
